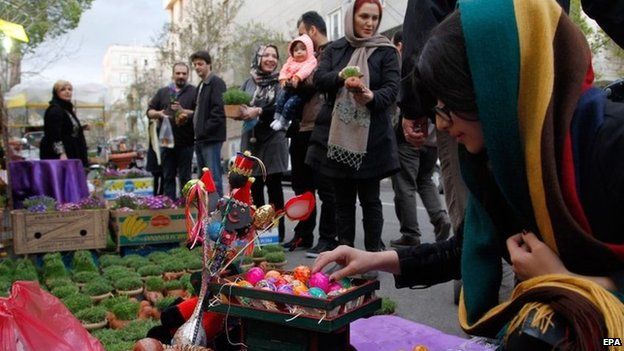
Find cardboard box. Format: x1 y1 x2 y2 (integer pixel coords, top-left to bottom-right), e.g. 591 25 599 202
103 177 153 200
11 209 108 254
110 208 192 248
257 227 280 246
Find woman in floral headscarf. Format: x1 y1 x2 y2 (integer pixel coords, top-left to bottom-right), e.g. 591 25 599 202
306 0 400 256
239 45 289 241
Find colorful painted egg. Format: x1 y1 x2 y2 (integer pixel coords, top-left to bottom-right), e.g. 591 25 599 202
328 290 342 297
328 282 342 292
282 274 294 283
291 279 304 288
207 222 222 241
237 280 253 288
308 287 328 299
265 270 281 280
245 267 265 285
339 277 352 289
308 272 330 292
293 266 311 284
293 284 309 296
277 284 294 295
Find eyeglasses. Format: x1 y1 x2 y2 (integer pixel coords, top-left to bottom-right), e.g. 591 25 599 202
432 105 479 125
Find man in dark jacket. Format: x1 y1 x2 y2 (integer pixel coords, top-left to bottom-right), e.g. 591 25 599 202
147 62 196 200
190 50 227 195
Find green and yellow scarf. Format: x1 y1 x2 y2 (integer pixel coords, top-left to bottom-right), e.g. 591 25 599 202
456 0 624 345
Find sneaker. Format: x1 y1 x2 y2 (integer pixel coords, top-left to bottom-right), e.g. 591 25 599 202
306 240 338 258
389 235 421 248
282 236 313 251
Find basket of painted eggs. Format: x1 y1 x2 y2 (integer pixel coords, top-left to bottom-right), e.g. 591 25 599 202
207 265 381 332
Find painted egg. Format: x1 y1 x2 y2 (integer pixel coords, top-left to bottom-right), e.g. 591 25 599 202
308 287 328 299
245 267 265 285
328 290 342 297
339 277 352 289
308 272 330 292
328 282 342 292
282 274 294 283
265 270 281 280
237 280 253 288
277 284 294 295
207 222 222 241
298 291 312 297
274 277 288 287
293 266 311 284
291 279 304 288
255 279 275 291
293 284 309 296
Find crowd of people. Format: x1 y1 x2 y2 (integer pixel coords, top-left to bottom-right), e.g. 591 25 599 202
40 0 624 348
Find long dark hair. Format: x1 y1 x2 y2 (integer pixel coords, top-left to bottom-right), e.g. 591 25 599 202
417 11 477 113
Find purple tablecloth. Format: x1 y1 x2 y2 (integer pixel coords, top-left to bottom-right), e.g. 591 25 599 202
351 316 495 351
9 160 89 208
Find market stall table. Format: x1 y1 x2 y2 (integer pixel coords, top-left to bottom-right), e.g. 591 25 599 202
350 315 496 351
9 159 89 208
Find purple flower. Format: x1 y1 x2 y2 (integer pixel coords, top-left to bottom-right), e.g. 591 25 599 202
28 204 48 213
57 203 81 212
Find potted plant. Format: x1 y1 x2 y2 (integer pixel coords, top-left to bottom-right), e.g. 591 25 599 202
262 244 285 254
222 88 252 119
340 66 364 92
122 254 150 270
161 259 186 281
72 271 100 287
46 277 73 290
51 284 80 299
72 250 98 273
144 276 165 304
374 297 397 315
0 280 11 297
114 276 144 297
75 306 108 330
43 259 69 283
99 254 124 268
155 296 177 313
13 259 39 282
103 265 137 282
147 251 170 264
252 247 266 264
137 264 164 280
108 300 140 329
83 280 114 302
164 279 187 298
61 293 93 314
100 295 130 311
264 251 287 269
184 256 203 273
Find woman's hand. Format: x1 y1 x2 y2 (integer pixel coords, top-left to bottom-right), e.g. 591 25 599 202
506 232 569 281
82 124 91 131
60 153 68 160
239 105 261 121
312 245 400 281
352 86 374 105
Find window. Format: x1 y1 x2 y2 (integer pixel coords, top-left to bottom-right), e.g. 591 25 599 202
121 55 129 65
327 8 342 41
120 73 128 83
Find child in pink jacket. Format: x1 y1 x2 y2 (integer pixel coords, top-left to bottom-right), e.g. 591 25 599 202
270 34 317 131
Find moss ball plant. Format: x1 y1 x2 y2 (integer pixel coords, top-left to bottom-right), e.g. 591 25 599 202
46 278 73 290
0 259 15 278
42 252 62 264
155 296 177 311
179 274 194 294
265 251 286 263
90 328 119 346
72 271 100 284
161 259 185 273
75 306 107 324
72 250 98 273
122 255 149 270
62 293 93 314
137 264 164 278
100 295 130 311
144 276 165 292
118 320 160 342
51 284 80 299
111 300 140 321
43 260 69 281
0 280 11 297
252 247 265 258
147 251 170 264
12 259 39 282
164 279 183 291
241 255 253 265
184 256 203 271
114 276 143 292
103 265 137 282
98 254 124 268
222 88 253 105
83 280 114 296
262 244 284 253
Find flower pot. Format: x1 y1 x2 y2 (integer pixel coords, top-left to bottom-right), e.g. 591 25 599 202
224 104 243 119
252 257 266 264
166 288 188 299
265 260 287 270
82 319 107 331
163 271 185 281
116 287 144 297
89 291 113 302
186 268 202 274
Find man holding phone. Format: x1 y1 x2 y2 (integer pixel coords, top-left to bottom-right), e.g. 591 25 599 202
390 30 451 248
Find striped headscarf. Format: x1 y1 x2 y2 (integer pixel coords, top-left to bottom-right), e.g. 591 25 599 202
450 0 624 345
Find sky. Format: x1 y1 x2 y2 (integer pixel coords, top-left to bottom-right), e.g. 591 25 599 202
21 0 168 85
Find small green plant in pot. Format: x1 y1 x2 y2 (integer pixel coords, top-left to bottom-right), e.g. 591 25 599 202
137 264 164 279
252 247 265 264
75 306 108 330
155 296 177 312
238 255 254 272
264 251 287 269
109 300 140 329
262 244 284 253
184 256 203 273
72 250 98 273
374 297 397 315
222 88 252 119
99 254 124 268
114 276 143 296
122 254 150 270
43 259 69 282
164 279 187 298
72 271 100 286
83 280 114 301
161 259 186 281
51 284 80 299
62 293 93 314
144 276 165 304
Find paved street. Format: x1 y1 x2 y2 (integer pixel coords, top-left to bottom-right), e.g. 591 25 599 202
280 179 465 337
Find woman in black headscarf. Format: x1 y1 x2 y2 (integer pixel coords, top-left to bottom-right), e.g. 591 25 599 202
40 80 89 167
239 45 289 241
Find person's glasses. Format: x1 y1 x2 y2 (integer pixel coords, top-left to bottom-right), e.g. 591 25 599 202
432 105 479 125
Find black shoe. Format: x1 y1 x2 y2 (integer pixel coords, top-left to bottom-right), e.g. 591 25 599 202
282 236 313 251
306 240 338 258
390 235 421 248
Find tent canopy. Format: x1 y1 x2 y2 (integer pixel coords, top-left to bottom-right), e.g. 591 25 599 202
5 81 108 109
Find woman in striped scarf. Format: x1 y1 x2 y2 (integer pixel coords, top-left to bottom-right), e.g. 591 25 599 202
314 0 624 349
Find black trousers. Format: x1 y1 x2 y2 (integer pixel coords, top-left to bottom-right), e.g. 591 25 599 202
290 131 337 245
251 173 285 241
332 177 384 252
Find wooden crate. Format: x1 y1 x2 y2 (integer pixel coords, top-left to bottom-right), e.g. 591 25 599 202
11 209 108 254
110 208 193 248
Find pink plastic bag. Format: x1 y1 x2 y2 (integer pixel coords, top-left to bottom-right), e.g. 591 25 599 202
0 281 104 351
